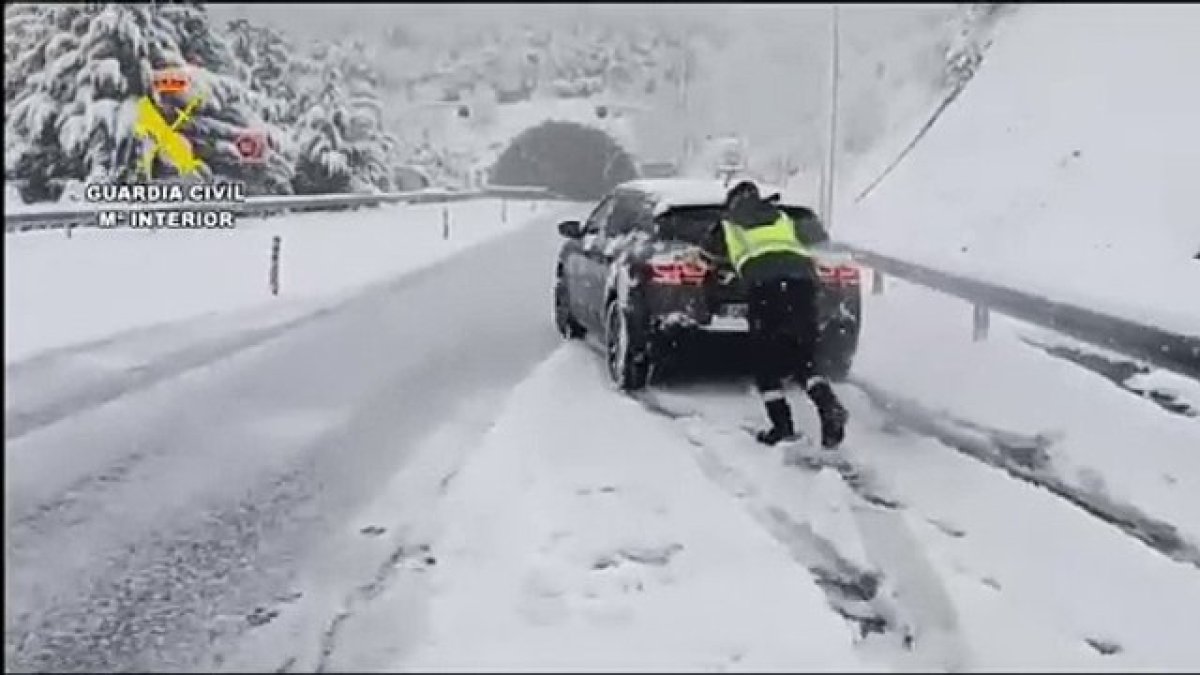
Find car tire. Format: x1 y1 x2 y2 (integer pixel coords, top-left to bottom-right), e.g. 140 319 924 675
605 299 651 391
554 276 586 339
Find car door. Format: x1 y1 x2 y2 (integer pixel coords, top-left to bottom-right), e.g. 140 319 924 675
571 195 616 330
583 189 649 327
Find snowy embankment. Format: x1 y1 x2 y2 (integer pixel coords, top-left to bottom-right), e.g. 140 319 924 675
857 278 1200 552
850 277 1200 669
841 4 1200 337
3 198 545 364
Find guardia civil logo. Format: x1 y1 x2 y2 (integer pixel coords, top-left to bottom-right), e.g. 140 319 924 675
135 68 204 181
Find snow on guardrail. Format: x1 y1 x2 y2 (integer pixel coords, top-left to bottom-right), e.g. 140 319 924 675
2 185 563 233
838 242 1200 381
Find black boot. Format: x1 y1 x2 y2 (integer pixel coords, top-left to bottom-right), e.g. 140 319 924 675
807 379 848 448
756 398 797 446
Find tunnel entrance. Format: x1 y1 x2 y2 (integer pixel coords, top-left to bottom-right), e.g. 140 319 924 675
490 120 638 201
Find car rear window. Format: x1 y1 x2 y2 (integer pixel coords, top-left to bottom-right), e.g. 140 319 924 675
655 206 723 245
655 205 831 246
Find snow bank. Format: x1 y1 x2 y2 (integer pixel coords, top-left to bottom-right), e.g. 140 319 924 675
4 199 549 364
842 4 1200 336
400 345 864 672
856 277 1200 558
645 286 1200 669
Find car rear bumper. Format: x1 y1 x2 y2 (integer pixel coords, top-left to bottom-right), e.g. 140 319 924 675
645 285 859 331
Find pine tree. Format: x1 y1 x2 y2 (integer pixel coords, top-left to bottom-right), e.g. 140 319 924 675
4 2 293 198
158 3 292 194
4 4 52 113
224 19 295 124
6 3 172 197
291 42 396 194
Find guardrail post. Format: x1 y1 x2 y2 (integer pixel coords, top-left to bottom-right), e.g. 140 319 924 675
871 269 885 295
501 199 508 224
442 206 450 240
270 235 281 296
66 223 73 239
973 303 990 341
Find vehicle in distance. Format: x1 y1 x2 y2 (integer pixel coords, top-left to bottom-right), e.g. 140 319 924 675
554 178 862 390
638 160 679 179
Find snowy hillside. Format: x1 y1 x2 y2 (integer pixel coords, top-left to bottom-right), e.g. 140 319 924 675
841 4 1200 335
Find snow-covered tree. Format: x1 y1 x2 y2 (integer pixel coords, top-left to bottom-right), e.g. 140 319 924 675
5 3 169 197
4 4 53 114
224 19 295 123
158 3 293 194
290 46 396 194
5 2 292 198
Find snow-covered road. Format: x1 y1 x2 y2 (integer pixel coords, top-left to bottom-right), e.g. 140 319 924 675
4 206 573 672
6 206 1199 672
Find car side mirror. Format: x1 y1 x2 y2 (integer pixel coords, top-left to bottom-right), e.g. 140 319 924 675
558 220 584 238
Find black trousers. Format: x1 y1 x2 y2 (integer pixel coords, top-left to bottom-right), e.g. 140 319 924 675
746 276 819 396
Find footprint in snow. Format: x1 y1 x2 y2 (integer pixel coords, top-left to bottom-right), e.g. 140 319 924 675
1085 637 1123 656
246 606 279 627
576 485 619 496
926 517 966 539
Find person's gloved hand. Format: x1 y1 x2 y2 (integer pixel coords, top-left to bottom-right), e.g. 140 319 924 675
681 248 710 266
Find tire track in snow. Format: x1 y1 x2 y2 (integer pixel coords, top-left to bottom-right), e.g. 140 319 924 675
230 388 512 674
4 301 342 443
5 208 565 443
636 390 971 671
849 377 1200 571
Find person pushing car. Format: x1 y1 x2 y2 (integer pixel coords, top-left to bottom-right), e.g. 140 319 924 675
707 180 848 448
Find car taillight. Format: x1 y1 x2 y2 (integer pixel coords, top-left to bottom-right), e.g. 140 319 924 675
649 260 709 285
818 264 860 288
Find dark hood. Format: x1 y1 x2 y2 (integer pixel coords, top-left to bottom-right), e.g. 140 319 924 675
724 196 781 229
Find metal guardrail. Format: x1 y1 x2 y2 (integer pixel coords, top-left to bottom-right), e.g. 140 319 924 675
837 243 1200 380
2 185 561 233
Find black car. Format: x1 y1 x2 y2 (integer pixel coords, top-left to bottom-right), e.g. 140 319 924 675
554 179 863 390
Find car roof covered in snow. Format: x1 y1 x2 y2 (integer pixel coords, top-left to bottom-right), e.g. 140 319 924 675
617 178 796 216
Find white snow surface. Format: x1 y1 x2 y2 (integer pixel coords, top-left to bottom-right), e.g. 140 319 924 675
622 280 1200 670
857 275 1200 557
841 4 1200 336
4 199 544 364
399 345 866 672
377 278 1200 672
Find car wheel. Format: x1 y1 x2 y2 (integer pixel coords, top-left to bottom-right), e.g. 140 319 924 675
605 300 651 391
554 276 586 339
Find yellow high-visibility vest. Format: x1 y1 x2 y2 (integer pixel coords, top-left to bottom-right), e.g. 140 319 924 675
721 213 811 275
